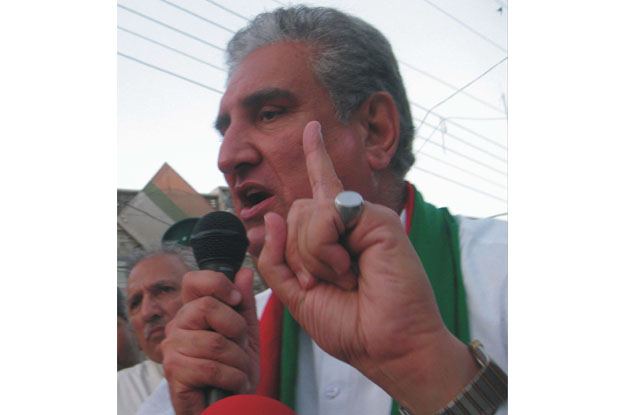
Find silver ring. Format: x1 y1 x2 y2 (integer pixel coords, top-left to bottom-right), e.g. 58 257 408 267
334 191 364 229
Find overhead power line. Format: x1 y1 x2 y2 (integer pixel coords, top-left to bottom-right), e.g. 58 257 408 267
118 26 227 73
410 99 506 150
118 45 506 178
399 60 505 114
117 4 225 52
118 52 224 94
417 147 507 189
421 0 507 53
415 135 507 176
417 56 508 132
202 0 249 21
117 49 508 183
160 0 236 33
414 166 507 203
443 116 507 121
415 115 506 162
200 0 506 118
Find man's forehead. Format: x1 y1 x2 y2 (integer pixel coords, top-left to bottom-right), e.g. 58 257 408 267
219 43 314 106
127 255 187 287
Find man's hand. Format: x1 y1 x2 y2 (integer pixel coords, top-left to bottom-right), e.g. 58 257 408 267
161 268 260 415
257 121 479 414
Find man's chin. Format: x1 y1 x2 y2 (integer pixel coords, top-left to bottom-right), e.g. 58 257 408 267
146 346 163 364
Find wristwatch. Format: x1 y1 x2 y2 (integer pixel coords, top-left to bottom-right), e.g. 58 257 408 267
400 340 507 415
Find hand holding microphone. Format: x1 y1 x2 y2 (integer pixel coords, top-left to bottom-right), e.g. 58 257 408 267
161 211 261 415
189 211 249 406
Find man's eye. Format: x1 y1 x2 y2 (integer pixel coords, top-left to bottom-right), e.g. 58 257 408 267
260 109 283 121
157 286 176 295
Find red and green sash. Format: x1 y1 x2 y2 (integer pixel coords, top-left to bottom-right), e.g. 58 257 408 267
257 182 470 414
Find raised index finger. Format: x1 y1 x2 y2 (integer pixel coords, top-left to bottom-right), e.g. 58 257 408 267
303 120 344 199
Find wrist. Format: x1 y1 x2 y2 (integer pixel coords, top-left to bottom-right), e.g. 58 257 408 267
400 339 508 415
366 329 480 415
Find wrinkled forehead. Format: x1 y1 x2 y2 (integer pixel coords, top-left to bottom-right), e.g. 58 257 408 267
126 254 187 290
219 42 318 113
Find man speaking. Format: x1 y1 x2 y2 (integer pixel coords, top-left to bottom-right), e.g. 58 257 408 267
141 5 508 415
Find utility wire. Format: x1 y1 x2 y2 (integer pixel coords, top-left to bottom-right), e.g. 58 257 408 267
415 115 507 162
118 4 225 52
421 0 507 53
443 116 507 121
118 52 224 94
178 0 508 153
411 99 506 150
200 0 506 116
160 0 236 33
418 147 507 189
202 0 249 21
118 26 227 73
118 0 508 189
399 60 505 114
118 49 507 177
414 166 507 203
416 137 507 176
417 56 508 132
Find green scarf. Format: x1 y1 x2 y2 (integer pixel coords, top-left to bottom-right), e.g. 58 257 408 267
278 183 470 413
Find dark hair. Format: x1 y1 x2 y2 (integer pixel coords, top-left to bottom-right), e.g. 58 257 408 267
226 6 415 178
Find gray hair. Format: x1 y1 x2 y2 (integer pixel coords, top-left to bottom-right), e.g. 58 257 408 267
124 242 198 280
226 6 415 178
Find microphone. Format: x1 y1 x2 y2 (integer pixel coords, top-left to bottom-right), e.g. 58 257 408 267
190 211 250 407
190 211 249 279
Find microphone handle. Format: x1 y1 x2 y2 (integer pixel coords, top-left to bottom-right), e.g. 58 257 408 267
208 388 230 406
198 262 238 407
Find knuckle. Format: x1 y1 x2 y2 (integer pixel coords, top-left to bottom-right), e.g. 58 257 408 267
197 296 219 313
201 360 221 382
233 371 249 394
206 333 228 356
162 351 182 378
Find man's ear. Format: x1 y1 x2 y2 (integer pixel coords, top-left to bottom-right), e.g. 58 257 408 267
356 92 400 171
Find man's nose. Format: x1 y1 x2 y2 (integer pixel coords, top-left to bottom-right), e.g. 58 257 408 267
140 295 163 322
217 122 261 175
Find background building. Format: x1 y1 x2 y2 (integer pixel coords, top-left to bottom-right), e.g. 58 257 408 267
117 163 265 292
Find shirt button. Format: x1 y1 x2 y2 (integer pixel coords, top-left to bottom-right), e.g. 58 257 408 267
324 383 341 399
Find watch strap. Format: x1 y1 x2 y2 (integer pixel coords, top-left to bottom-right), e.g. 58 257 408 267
436 340 507 415
399 340 507 415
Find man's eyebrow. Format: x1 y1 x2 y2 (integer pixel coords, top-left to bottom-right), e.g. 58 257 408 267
125 279 179 304
241 88 297 108
213 88 296 135
214 113 230 134
126 292 140 307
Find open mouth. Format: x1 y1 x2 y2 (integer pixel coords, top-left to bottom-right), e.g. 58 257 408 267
237 187 275 221
244 189 272 207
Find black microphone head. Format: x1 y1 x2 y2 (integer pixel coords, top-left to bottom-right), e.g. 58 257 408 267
190 211 249 279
